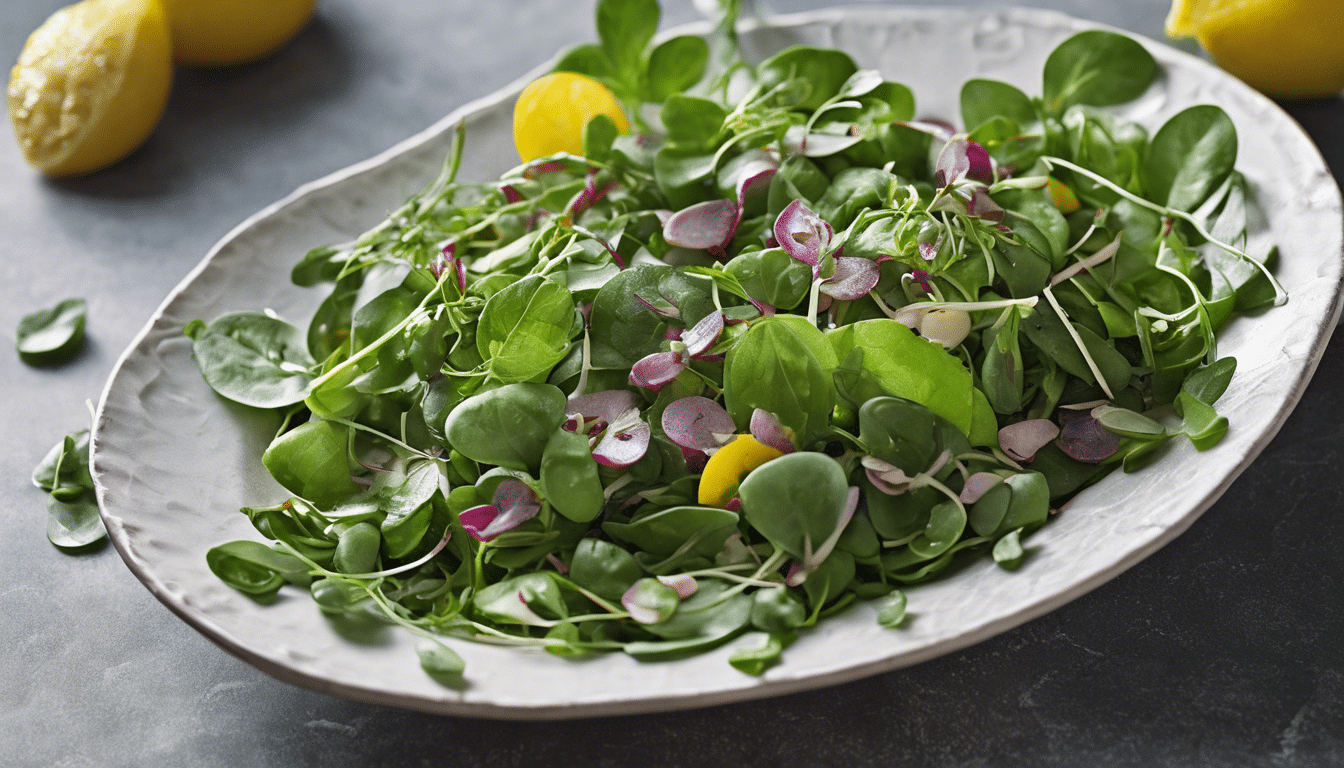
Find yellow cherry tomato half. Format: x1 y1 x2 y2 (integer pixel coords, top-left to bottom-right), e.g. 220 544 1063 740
697 435 784 508
512 72 631 163
1046 176 1081 214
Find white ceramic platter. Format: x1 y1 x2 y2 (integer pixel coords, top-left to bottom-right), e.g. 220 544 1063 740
91 7 1344 719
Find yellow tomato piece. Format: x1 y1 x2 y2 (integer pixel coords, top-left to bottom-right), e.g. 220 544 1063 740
513 72 631 163
697 435 784 508
7 0 172 177
1046 177 1081 214
161 0 318 66
1167 0 1344 98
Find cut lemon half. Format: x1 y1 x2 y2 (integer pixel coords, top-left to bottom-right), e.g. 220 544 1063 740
7 0 172 177
1167 0 1344 98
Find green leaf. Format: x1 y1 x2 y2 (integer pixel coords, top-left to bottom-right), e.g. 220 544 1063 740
553 43 613 80
750 588 807 633
1144 105 1238 212
582 114 619 164
603 506 740 559
1041 30 1157 114
262 420 359 508
729 633 787 675
1182 357 1237 406
540 428 606 522
476 275 576 384
189 312 316 409
569 538 643 602
993 528 1025 569
661 95 726 149
206 541 306 595
724 316 837 445
416 640 466 676
960 79 1037 133
334 522 381 574
1092 405 1168 439
876 590 907 628
16 298 86 365
597 0 659 82
47 493 105 549
1176 391 1228 451
757 45 858 112
737 452 850 562
444 382 568 473
645 35 709 102
828 320 974 436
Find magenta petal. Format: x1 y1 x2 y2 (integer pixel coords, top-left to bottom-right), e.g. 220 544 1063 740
662 396 737 453
629 352 686 390
820 257 880 301
749 409 795 454
634 293 680 319
681 311 725 358
593 409 651 468
1057 410 1122 464
959 472 1002 504
785 562 807 587
969 189 1005 223
458 505 501 542
501 184 524 204
773 199 832 271
865 466 907 495
567 389 639 427
461 482 541 541
998 419 1061 462
653 209 674 226
663 199 738 251
965 140 994 184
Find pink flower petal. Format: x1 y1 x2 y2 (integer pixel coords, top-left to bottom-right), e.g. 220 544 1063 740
634 293 679 319
460 479 542 541
630 351 687 390
959 472 1002 504
773 199 833 272
657 574 699 599
567 389 639 428
501 184 524 204
681 311 724 358
592 408 651 468
662 396 737 453
749 409 795 454
820 257 880 301
663 199 738 251
998 419 1061 462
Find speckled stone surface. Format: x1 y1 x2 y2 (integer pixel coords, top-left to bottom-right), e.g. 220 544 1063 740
4 0 1344 765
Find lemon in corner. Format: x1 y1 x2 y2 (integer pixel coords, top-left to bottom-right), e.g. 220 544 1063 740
1167 0 1344 98
161 0 318 67
7 0 172 177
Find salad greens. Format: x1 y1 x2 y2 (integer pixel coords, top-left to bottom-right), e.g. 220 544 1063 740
32 428 106 549
17 297 86 366
189 0 1280 678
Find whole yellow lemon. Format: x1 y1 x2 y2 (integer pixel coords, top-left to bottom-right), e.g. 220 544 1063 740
162 0 318 66
1167 0 1344 98
513 72 631 163
7 0 172 177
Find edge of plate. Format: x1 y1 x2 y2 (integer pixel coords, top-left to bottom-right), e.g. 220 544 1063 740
91 4 1344 720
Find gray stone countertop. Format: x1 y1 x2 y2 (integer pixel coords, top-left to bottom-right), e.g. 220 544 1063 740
2 1 1342 765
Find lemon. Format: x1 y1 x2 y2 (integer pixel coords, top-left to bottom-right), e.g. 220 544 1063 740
513 72 631 163
162 0 318 66
1167 0 1344 98
7 0 172 177
1046 177 1080 214
697 435 784 508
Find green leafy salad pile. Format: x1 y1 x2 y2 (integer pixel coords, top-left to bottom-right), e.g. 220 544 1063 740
186 0 1283 677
